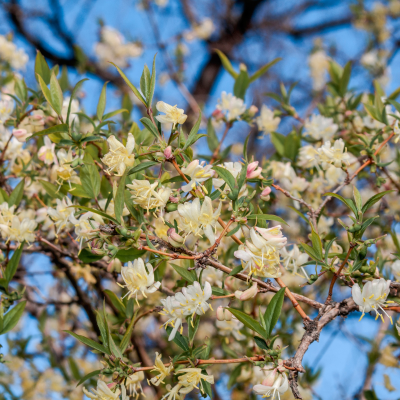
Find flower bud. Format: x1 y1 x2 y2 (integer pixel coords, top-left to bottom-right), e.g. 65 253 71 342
212 109 224 121
12 128 31 143
107 258 122 273
216 306 225 321
224 308 233 321
239 283 258 300
169 195 180 203
239 63 247 71
248 105 258 117
167 228 185 247
260 186 271 201
261 368 277 386
247 161 262 179
164 146 173 159
166 203 178 212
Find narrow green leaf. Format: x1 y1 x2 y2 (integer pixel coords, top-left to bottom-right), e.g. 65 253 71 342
148 54 157 107
97 82 108 121
115 248 146 263
310 226 323 260
1 301 26 334
37 74 54 112
35 51 51 85
270 132 285 156
65 330 111 355
76 370 101 387
114 170 127 224
104 289 126 316
103 109 128 121
8 179 24 207
120 315 135 353
353 186 362 211
213 166 236 191
246 214 288 226
80 155 101 199
228 308 268 340
30 124 69 139
228 265 243 276
38 179 64 200
254 336 269 350
249 58 282 83
233 69 250 100
5 242 24 283
214 49 238 79
95 311 109 349
110 62 146 106
50 72 63 116
67 79 88 125
165 326 190 351
140 117 160 139
170 263 196 284
140 65 151 101
339 61 352 97
263 288 285 338
128 161 158 175
207 118 218 152
183 111 202 150
69 205 119 224
361 190 394 213
323 192 358 216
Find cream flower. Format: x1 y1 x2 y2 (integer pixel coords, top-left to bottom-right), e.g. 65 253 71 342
120 258 161 303
256 105 281 136
0 215 37 244
352 278 393 323
56 149 79 185
125 371 144 397
280 244 309 278
304 115 338 141
0 202 16 225
317 139 351 169
298 145 319 169
98 198 129 218
127 179 171 213
216 318 246 341
149 352 174 386
47 197 74 234
234 228 284 278
177 368 214 395
177 197 221 244
308 50 329 91
159 295 184 341
253 369 289 399
102 133 135 176
216 91 246 121
69 212 102 249
83 380 124 400
181 160 214 193
155 101 187 127
38 137 57 166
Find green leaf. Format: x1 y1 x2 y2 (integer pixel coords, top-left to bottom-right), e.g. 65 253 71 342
323 192 358 216
35 51 51 85
243 133 250 161
30 123 69 139
165 326 190 351
246 214 288 226
361 190 394 213
108 333 123 358
97 81 108 121
263 288 285 338
76 369 101 387
68 184 93 198
50 72 63 116
201 375 213 399
65 330 111 355
170 264 196 284
339 61 352 97
8 179 24 207
5 242 24 283
254 336 269 350
213 166 236 191
68 357 81 381
104 289 126 316
233 69 250 100
1 301 26 334
270 132 285 156
67 79 88 125
103 109 128 121
69 205 119 224
140 117 160 139
228 308 268 340
80 155 100 199
128 161 158 175
115 248 146 263
114 170 127 224
211 287 230 296
299 242 320 261
214 49 238 79
183 111 202 150
140 65 151 102
78 249 103 263
249 58 282 82
353 186 362 211
37 74 54 112
228 265 243 277
310 226 323 260
207 118 218 152
148 54 157 107
120 315 135 353
284 131 300 161
111 62 146 106
38 179 64 200
95 311 109 350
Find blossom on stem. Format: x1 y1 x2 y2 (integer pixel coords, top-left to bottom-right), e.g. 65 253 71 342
47 197 74 234
216 92 246 121
83 380 124 400
149 352 174 386
253 368 289 399
256 105 281 136
351 278 393 323
304 114 338 141
177 197 221 244
317 139 351 169
101 133 135 176
280 244 309 278
12 128 31 143
181 160 214 193
216 318 246 340
38 137 57 165
68 212 102 250
155 101 187 127
125 371 144 397
120 258 161 304
177 368 214 396
0 215 37 244
235 282 258 301
247 161 262 179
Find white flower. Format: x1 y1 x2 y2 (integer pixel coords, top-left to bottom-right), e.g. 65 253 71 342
325 164 346 186
0 202 16 225
256 105 281 136
177 368 214 395
120 258 161 304
298 145 319 169
280 244 309 278
317 139 351 169
216 92 246 121
155 101 187 128
0 99 13 124
216 318 246 341
304 115 338 141
56 149 79 185
83 379 124 400
177 197 221 244
234 228 284 278
127 180 171 213
38 137 57 165
47 197 74 234
212 161 242 189
149 353 174 386
102 133 135 176
184 18 215 41
0 215 37 244
69 212 102 249
253 368 289 399
308 50 329 91
36 207 56 240
391 260 400 281
125 371 144 397
255 226 287 250
352 278 393 323
12 128 31 143
0 36 28 70
159 295 184 340
181 160 214 193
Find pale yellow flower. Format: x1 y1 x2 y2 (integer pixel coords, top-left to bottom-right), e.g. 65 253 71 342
155 101 187 127
102 133 135 176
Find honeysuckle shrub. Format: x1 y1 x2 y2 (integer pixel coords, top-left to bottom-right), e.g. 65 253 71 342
0 33 400 400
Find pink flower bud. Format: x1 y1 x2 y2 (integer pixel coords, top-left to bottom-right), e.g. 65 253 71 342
262 368 277 386
216 306 225 321
164 146 173 159
167 228 185 247
212 109 224 121
169 195 180 203
248 105 258 117
247 161 262 179
239 283 258 300
107 259 122 273
12 128 31 143
260 186 271 201
224 309 233 321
